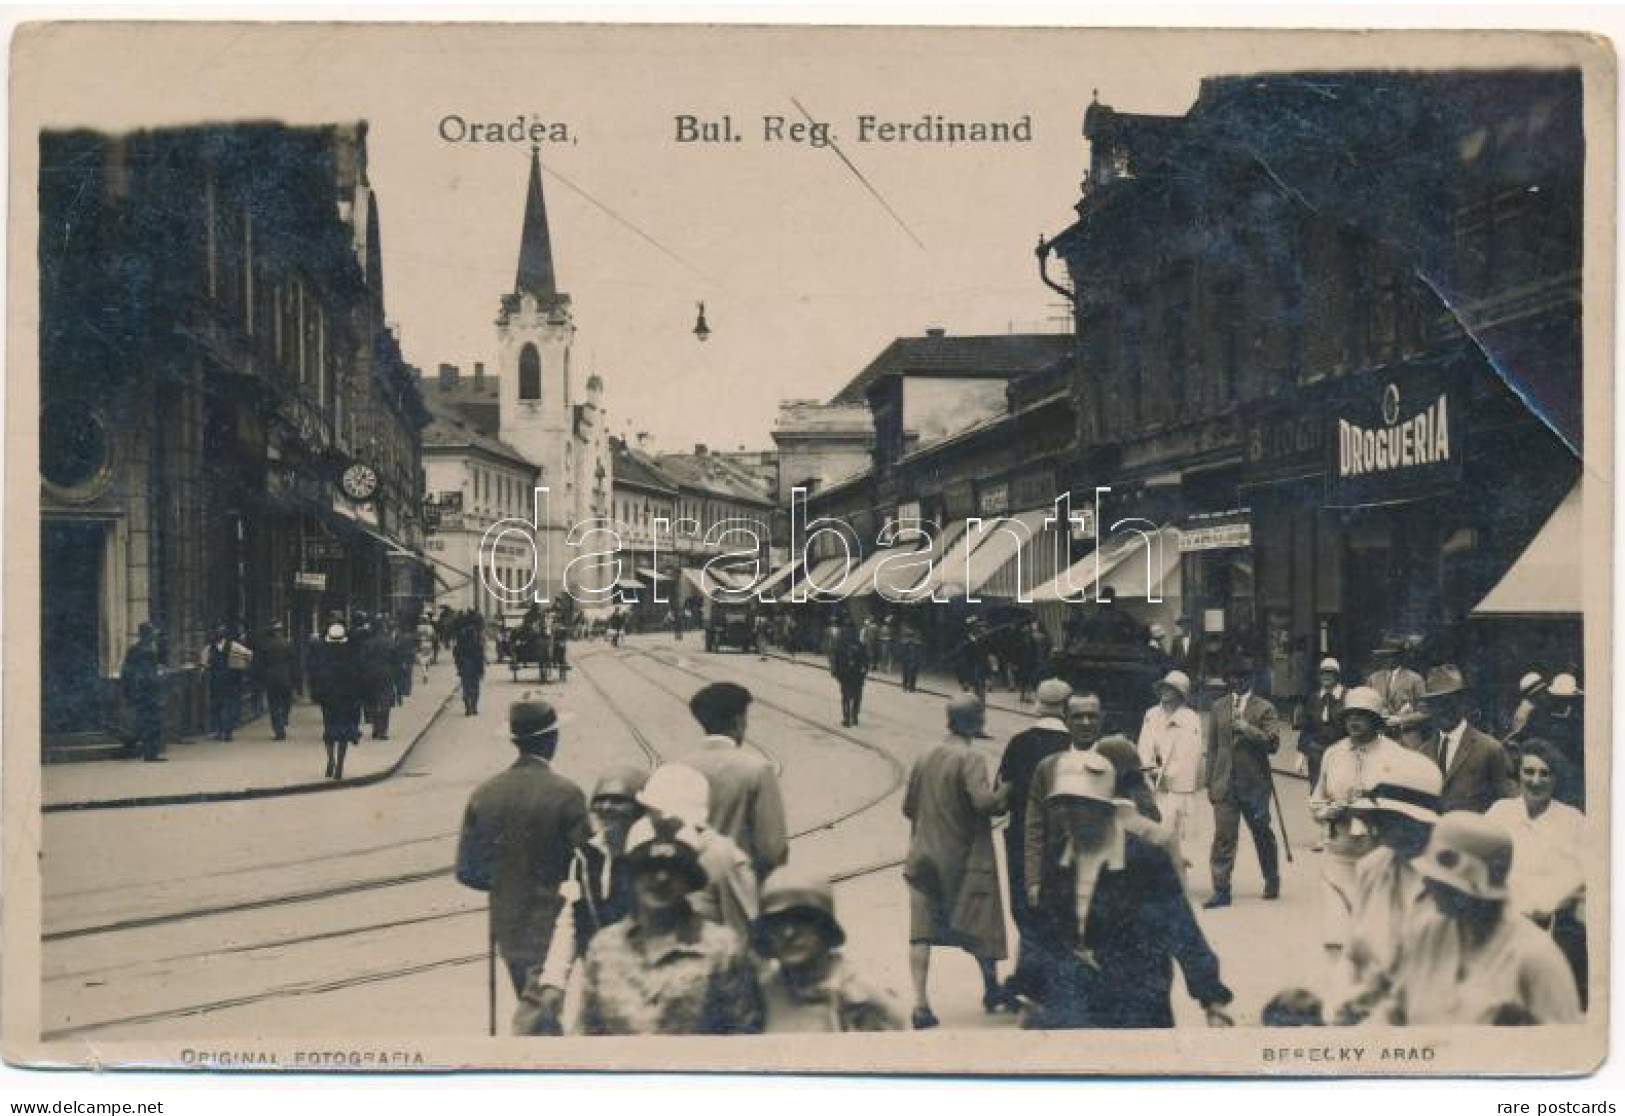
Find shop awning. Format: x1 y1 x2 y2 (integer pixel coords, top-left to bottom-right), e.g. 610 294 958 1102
680 567 745 597
844 538 930 600
1027 527 1181 603
636 567 671 582
901 520 977 598
614 575 648 592
753 558 805 599
1472 481 1583 618
960 509 1054 598
786 555 857 600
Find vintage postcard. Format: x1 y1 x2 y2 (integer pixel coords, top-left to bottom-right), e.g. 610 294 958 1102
2 20 1613 1076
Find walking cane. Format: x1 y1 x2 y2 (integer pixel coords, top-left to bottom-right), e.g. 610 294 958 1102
1268 769 1295 863
487 906 498 1037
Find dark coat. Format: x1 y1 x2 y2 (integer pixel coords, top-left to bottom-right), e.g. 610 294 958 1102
310 639 363 711
453 625 486 679
121 642 162 708
1205 692 1281 805
831 636 869 682
1296 684 1347 760
358 632 397 701
996 723 1071 917
1033 832 1232 1028
1431 723 1517 814
456 757 590 967
255 635 297 692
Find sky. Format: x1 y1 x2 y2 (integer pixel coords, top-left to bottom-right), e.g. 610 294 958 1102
12 23 1587 451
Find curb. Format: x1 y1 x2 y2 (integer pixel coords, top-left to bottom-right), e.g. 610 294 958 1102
758 650 1312 783
41 685 461 813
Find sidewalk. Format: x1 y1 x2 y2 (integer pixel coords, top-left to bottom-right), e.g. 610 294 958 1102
762 649 1314 779
42 660 462 812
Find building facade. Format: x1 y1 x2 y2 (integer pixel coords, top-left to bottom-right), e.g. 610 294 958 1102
39 121 428 752
1042 72 1582 699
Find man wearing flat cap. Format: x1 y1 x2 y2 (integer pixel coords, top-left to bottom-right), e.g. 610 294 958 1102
456 698 590 999
685 681 788 880
995 678 1074 998
1417 664 1515 814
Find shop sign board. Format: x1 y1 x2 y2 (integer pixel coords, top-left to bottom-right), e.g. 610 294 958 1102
293 571 328 591
1178 522 1253 551
1326 366 1462 507
977 481 1010 516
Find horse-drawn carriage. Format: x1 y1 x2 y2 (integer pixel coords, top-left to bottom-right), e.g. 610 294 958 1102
500 607 571 682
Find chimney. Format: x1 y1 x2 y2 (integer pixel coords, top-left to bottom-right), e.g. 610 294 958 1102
695 443 708 456
473 361 485 388
925 326 946 338
438 362 459 391
636 431 649 449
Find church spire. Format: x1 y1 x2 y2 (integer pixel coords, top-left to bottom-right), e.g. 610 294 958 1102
514 145 560 304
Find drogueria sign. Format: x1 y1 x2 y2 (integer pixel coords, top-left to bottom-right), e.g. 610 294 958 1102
1326 367 1462 507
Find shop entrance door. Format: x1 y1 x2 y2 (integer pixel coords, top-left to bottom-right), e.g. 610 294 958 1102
42 519 108 733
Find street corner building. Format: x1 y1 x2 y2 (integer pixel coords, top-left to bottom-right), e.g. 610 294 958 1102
37 122 433 759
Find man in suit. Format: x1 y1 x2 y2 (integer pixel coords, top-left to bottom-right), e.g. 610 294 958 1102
1295 657 1347 791
1366 637 1426 723
995 678 1074 998
456 699 590 995
684 681 788 880
1418 665 1515 813
1168 618 1197 676
253 621 297 740
1204 659 1282 908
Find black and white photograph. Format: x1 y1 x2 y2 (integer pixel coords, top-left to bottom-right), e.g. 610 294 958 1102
2 19 1613 1080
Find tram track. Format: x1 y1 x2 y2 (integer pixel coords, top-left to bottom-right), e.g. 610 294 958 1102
43 644 921 1039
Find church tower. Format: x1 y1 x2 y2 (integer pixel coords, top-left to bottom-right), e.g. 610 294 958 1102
497 146 577 601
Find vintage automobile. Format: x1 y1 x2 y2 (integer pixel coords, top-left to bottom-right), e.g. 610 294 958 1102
1046 606 1166 736
705 602 758 653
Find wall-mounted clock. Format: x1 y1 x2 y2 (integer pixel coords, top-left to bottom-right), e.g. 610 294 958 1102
341 461 380 502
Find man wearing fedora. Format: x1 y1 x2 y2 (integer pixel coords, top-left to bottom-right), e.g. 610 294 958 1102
685 681 788 881
1204 659 1282 908
1138 669 1204 861
996 677 1074 999
1029 751 1234 1029
1417 665 1515 814
456 699 590 997
1365 636 1425 722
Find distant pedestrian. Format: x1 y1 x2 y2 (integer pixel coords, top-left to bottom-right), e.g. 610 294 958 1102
310 623 363 780
415 614 435 682
1026 751 1235 1030
1168 617 1197 675
684 681 788 880
1504 671 1547 741
754 865 905 1032
1294 657 1346 795
1204 659 1282 908
1365 637 1425 723
902 695 1012 1028
360 620 398 740
1012 621 1041 703
456 699 590 998
876 616 896 674
454 611 486 716
831 624 869 727
255 621 296 741
573 822 764 1035
393 620 417 701
204 625 241 741
995 678 1073 999
120 622 166 762
898 623 923 693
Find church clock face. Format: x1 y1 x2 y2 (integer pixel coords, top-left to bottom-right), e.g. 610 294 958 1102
341 461 380 502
